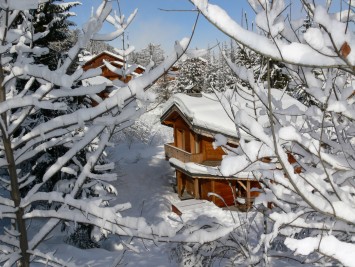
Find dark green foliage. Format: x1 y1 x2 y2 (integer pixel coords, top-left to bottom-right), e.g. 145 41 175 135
33 1 80 70
235 45 289 90
65 224 100 249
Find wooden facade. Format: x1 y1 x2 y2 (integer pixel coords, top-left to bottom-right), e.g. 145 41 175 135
82 51 145 105
82 51 145 82
161 107 260 210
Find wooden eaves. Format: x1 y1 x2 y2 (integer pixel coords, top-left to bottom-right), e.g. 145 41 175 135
161 104 240 146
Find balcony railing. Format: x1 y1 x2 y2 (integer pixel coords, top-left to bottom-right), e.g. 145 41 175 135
164 143 204 163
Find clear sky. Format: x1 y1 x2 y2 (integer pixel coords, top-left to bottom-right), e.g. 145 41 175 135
71 1 345 54
71 0 255 53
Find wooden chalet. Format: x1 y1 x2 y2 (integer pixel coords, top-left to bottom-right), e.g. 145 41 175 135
82 51 145 105
161 91 306 211
82 51 145 82
161 93 260 209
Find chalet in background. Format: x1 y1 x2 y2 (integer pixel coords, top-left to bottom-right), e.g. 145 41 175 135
161 90 306 210
82 51 145 82
81 51 145 105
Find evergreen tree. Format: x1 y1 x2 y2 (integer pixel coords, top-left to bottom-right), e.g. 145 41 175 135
33 1 80 70
206 44 237 92
230 38 236 63
0 1 188 265
175 57 207 94
132 43 165 67
86 40 116 55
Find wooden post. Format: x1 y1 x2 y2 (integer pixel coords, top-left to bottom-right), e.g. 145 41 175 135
247 180 251 210
211 180 215 204
194 178 200 199
177 171 182 197
190 131 195 154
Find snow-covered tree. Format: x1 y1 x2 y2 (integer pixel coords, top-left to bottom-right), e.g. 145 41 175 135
32 0 80 70
175 57 207 93
131 42 165 68
86 39 115 55
0 1 193 266
191 0 355 266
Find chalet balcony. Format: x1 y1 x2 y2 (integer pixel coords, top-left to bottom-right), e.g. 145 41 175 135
164 143 204 163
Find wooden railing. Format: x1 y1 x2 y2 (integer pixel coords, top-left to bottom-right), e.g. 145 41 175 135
164 143 204 163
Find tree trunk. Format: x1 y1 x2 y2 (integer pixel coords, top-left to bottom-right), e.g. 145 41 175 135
0 65 30 267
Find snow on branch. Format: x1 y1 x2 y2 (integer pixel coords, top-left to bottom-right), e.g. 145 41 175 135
190 0 351 67
285 235 355 267
93 8 137 41
0 0 48 11
14 38 190 150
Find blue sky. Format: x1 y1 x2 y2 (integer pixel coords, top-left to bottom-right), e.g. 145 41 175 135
71 1 341 54
71 0 254 53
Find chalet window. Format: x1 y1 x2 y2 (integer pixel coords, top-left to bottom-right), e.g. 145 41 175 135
176 129 185 150
195 134 200 153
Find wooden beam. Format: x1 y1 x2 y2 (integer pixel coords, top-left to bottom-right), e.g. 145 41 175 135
177 171 182 197
246 180 251 210
195 133 200 153
237 180 247 191
194 178 200 199
172 204 182 216
190 131 195 154
211 180 215 204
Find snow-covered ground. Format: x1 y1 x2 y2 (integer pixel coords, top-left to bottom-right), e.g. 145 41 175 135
32 106 243 266
30 105 312 267
99 107 238 266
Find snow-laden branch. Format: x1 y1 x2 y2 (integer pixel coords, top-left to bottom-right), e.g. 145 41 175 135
196 1 355 265
285 235 355 267
189 0 351 68
14 38 190 150
28 249 76 267
21 192 129 214
0 0 48 11
236 109 355 225
0 95 67 115
0 196 14 207
24 207 235 245
27 36 191 251
42 125 105 182
13 126 78 166
279 126 352 171
93 8 137 41
45 84 107 99
28 129 111 250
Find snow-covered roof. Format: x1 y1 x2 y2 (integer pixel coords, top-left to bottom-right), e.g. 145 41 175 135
97 50 124 61
82 76 113 87
169 158 254 179
162 89 306 141
83 50 145 75
79 55 95 63
162 92 239 140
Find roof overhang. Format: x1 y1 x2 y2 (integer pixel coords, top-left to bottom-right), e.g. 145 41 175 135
170 160 255 181
161 103 239 145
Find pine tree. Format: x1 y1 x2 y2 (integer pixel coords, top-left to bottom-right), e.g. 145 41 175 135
33 0 80 70
86 40 116 55
132 43 165 67
175 57 207 94
0 1 188 265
